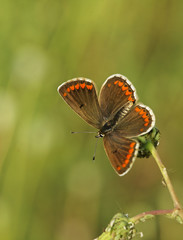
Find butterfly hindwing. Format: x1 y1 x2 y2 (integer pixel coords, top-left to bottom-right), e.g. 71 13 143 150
103 132 139 176
58 78 103 129
99 74 137 119
115 104 155 137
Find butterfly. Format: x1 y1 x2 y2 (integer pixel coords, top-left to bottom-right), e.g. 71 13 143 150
57 74 155 176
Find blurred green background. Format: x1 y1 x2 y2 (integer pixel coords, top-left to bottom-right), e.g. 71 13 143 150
0 0 183 239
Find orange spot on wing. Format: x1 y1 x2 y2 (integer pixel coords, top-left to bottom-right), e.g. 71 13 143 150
126 154 131 160
86 84 93 90
128 95 134 101
122 163 126 168
63 92 67 97
142 113 148 118
139 109 146 115
144 122 149 126
122 85 128 91
118 81 123 87
140 128 144 132
129 148 134 154
67 88 70 92
114 80 119 85
117 166 121 171
144 117 149 122
75 84 79 89
80 83 85 89
108 83 111 87
124 159 129 164
130 142 136 148
135 107 141 112
70 85 75 91
125 90 131 96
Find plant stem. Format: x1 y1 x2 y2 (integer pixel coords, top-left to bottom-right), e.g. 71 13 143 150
131 209 174 223
149 143 183 219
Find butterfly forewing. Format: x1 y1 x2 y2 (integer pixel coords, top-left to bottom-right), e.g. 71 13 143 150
103 132 139 176
115 104 155 137
58 78 103 129
99 74 137 119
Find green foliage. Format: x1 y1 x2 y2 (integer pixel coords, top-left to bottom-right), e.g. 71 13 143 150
96 213 137 240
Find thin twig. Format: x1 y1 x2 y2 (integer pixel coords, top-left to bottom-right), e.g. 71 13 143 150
149 143 183 219
131 209 174 223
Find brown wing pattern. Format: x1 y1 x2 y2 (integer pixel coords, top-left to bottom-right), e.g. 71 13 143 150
115 104 155 137
58 78 103 129
99 74 137 119
103 132 139 176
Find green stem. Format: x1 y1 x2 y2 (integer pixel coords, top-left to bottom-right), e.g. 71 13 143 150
150 144 181 208
131 209 174 223
148 142 183 219
95 207 183 240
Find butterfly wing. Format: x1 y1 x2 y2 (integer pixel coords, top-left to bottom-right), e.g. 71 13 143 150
99 74 137 119
103 132 139 176
115 104 155 137
58 78 103 129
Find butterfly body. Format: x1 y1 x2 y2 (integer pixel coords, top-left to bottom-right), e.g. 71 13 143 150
98 102 133 137
58 74 155 176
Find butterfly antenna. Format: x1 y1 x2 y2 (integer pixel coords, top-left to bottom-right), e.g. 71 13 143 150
71 131 97 134
93 137 99 161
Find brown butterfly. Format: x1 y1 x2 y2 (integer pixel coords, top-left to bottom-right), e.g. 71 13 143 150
57 74 155 176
